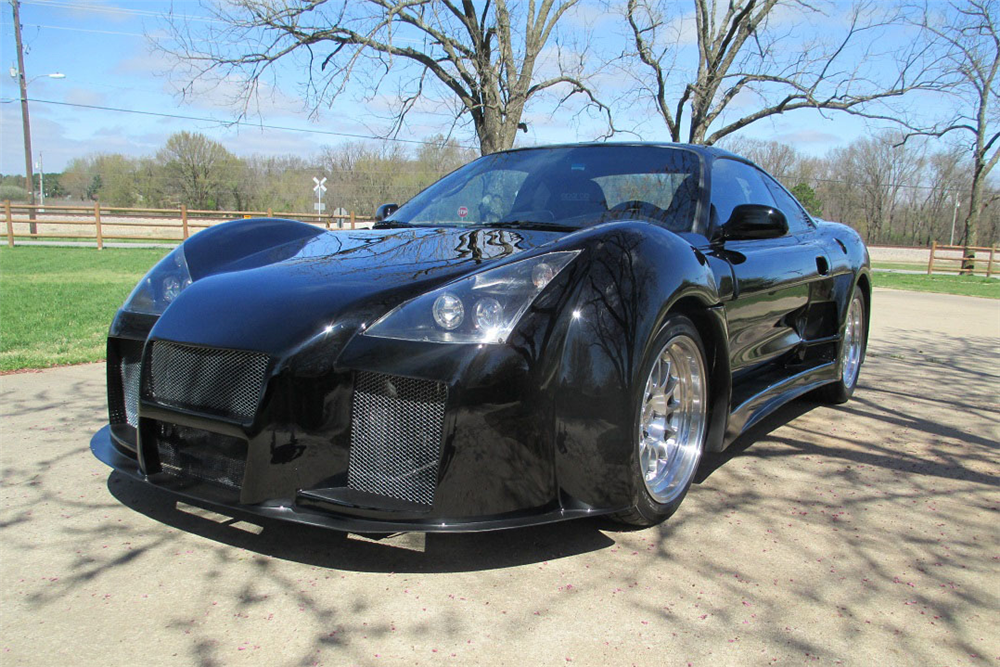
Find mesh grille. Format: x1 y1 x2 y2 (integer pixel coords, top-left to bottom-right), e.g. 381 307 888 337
155 422 247 490
122 355 141 428
144 341 269 422
108 339 143 428
348 372 447 506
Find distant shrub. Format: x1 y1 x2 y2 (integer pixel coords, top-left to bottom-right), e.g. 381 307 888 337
791 183 823 217
0 185 29 202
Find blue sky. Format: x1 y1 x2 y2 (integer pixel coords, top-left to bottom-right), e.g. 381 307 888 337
1 0 936 174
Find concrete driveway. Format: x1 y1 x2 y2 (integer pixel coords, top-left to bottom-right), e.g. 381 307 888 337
2 288 997 666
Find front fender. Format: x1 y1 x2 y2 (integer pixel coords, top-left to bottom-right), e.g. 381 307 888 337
551 223 723 509
183 218 324 280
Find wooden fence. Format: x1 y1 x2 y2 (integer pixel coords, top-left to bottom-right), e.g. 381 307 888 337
3 201 371 249
927 241 996 277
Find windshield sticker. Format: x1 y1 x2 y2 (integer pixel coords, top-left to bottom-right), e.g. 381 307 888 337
571 163 586 171
457 206 469 218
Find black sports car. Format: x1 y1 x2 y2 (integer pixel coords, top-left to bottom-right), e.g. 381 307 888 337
91 143 870 532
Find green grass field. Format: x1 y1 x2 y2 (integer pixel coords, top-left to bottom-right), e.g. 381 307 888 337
0 246 996 372
872 271 999 298
871 261 931 272
1 246 168 371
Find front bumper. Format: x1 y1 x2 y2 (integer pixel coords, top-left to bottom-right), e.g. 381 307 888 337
91 425 611 533
96 256 630 532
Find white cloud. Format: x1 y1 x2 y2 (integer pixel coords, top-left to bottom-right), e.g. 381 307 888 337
63 87 108 107
114 50 176 77
564 2 620 30
772 128 844 147
0 99 323 173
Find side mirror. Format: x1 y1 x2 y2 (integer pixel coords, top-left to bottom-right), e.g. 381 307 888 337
720 204 788 241
375 203 399 222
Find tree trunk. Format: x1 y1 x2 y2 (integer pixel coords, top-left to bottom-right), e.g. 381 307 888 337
474 105 525 155
962 158 986 272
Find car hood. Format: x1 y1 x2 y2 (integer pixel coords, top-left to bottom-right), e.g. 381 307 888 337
150 226 563 356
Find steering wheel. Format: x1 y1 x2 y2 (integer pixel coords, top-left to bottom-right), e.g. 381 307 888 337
609 200 669 222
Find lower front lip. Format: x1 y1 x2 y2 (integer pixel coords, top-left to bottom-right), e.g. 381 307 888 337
91 424 613 533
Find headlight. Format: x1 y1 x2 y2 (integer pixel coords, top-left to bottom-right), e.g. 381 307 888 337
122 245 193 315
365 251 579 344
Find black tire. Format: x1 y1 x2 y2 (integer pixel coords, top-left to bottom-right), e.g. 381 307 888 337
815 288 867 404
612 314 709 527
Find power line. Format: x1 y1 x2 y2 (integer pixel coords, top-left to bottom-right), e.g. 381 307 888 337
21 0 225 24
0 21 148 38
0 97 476 148
14 1 431 44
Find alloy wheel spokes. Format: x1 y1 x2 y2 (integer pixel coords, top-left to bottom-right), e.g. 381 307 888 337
842 295 864 386
637 334 707 504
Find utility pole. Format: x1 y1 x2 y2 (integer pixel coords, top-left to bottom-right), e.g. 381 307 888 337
12 0 37 231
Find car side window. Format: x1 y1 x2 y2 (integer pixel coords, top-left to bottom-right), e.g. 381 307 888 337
710 158 776 229
761 173 814 234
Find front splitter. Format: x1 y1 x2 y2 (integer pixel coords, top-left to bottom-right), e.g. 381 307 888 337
90 425 613 533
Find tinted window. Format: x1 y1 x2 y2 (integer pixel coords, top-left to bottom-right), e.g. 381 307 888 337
394 146 701 232
761 174 814 234
710 158 775 228
594 173 686 211
409 170 527 225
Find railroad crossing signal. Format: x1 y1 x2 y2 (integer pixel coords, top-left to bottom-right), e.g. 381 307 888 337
313 176 328 218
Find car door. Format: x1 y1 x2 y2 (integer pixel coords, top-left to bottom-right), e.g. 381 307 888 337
710 158 828 377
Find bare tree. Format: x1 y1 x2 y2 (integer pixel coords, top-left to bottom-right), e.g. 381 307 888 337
163 1 612 155
717 136 801 180
319 141 413 215
908 0 999 249
621 0 945 145
157 131 242 209
824 132 924 243
913 148 967 245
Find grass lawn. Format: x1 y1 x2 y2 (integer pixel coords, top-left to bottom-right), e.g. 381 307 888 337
1 246 168 371
871 261 931 272
872 271 1000 299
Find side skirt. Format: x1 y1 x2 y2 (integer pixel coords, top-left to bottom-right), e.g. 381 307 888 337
722 361 837 448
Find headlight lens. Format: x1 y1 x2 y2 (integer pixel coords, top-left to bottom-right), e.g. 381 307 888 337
122 245 193 315
432 293 465 330
474 297 504 331
365 250 579 344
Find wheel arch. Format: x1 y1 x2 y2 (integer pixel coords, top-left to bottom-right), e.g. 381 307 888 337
662 294 732 454
183 217 324 280
855 271 872 359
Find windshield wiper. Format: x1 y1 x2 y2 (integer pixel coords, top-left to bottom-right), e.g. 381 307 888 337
372 220 416 229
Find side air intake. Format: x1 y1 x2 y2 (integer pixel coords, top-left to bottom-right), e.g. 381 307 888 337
348 372 447 507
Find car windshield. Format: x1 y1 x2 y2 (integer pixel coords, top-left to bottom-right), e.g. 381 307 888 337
390 145 702 233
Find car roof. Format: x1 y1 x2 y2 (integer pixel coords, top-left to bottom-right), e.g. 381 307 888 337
495 141 740 161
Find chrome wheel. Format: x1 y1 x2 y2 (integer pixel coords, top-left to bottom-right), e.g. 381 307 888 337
637 334 708 504
841 293 864 387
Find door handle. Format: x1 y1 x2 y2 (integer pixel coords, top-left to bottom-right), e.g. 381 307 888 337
816 256 830 275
